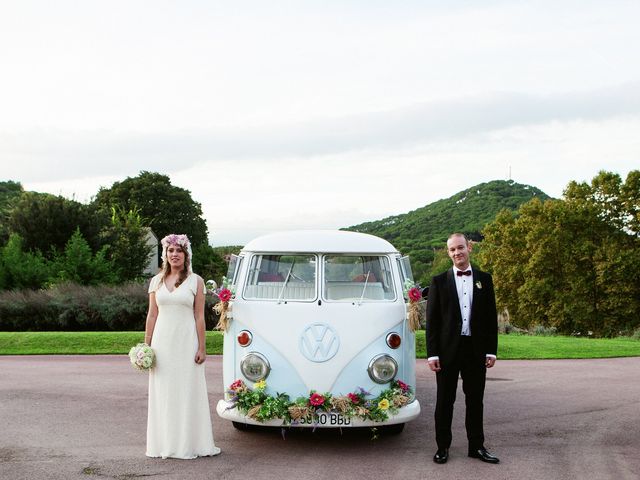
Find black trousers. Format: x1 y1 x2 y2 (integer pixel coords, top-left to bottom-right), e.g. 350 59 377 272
434 336 486 450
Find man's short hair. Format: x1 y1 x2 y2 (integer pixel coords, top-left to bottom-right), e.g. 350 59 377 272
447 233 469 244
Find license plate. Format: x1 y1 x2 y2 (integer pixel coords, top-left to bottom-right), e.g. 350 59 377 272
298 412 351 426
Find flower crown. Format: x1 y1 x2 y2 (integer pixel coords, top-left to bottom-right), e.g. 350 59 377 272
161 234 191 250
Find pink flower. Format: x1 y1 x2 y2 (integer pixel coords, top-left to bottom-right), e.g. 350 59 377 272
230 379 244 391
396 380 409 393
217 288 232 302
408 287 421 303
347 393 360 404
309 393 325 407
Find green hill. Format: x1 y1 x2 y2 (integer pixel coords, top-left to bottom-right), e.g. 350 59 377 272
343 179 550 282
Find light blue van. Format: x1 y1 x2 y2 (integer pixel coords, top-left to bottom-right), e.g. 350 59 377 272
215 230 421 432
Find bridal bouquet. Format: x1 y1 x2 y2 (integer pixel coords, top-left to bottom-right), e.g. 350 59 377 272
128 343 155 371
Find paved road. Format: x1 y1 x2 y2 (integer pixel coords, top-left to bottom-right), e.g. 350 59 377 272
1 355 639 480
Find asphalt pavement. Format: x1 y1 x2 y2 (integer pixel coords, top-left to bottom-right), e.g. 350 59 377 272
1 355 639 480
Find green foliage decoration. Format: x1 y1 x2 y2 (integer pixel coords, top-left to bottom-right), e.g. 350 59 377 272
227 379 413 425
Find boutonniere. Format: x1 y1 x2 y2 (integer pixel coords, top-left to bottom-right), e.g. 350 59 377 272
475 281 482 289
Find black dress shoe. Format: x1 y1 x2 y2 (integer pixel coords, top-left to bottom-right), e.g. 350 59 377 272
468 447 499 464
433 448 449 464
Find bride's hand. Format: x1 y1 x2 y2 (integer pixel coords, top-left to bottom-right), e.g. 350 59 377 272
195 349 207 364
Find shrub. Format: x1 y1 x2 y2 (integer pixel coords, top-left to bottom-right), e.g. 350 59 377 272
50 229 117 286
0 280 220 331
1 234 51 290
497 308 526 335
530 324 558 336
0 282 144 331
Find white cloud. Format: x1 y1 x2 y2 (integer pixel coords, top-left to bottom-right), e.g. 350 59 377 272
4 82 640 183
3 1 640 246
19 113 640 246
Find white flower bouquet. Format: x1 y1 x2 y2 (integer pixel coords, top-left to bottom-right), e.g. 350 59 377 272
128 343 155 371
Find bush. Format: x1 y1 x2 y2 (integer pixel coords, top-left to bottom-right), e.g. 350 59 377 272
530 324 558 336
0 280 221 331
0 288 59 330
50 229 117 286
1 234 51 289
0 282 142 331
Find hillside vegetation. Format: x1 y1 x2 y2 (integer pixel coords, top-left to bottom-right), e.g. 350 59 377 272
344 180 550 283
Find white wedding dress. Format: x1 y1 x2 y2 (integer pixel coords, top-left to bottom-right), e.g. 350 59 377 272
146 273 220 459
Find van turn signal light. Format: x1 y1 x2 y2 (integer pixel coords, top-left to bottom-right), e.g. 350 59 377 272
386 333 401 349
237 330 252 347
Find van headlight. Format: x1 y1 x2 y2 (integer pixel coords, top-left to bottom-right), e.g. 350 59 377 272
240 352 270 381
367 354 398 384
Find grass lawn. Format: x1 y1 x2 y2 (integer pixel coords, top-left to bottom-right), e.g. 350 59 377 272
417 331 640 359
0 331 223 355
1 331 639 359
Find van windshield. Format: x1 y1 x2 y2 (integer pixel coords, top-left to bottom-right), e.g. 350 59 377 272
244 254 317 301
323 255 396 301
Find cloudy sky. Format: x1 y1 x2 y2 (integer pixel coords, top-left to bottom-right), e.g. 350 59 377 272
2 1 639 245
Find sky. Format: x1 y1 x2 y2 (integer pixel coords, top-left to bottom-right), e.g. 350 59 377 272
1 1 639 246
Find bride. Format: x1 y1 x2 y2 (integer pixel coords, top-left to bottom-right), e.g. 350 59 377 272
144 233 221 459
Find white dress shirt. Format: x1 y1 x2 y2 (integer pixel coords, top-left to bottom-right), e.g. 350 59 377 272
453 266 473 336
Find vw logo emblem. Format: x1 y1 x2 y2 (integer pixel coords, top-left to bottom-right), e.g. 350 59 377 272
299 323 340 363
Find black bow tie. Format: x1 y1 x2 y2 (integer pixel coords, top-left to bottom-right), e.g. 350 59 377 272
457 270 472 276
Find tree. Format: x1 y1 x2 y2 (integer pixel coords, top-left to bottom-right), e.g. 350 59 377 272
94 171 209 248
101 206 153 282
192 244 227 284
427 245 452 281
345 179 551 280
479 171 640 336
0 181 24 243
620 170 640 235
565 170 640 236
51 229 116 286
8 192 107 257
0 234 51 290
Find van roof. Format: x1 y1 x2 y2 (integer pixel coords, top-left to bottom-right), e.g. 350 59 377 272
242 230 399 254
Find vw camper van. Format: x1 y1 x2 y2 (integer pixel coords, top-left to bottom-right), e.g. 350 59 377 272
215 230 421 431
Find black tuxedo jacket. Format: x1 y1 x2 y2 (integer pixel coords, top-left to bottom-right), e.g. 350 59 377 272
426 268 498 366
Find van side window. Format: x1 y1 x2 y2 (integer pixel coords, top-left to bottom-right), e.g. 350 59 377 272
244 254 317 301
226 255 243 285
397 255 414 285
323 255 396 301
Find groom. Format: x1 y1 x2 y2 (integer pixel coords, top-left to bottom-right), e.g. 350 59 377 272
426 233 499 464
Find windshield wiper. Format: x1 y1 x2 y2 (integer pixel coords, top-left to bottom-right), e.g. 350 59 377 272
278 260 296 304
357 270 371 306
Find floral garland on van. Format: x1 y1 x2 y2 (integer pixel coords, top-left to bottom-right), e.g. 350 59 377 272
209 276 235 332
226 379 413 424
403 279 423 332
